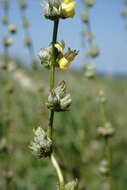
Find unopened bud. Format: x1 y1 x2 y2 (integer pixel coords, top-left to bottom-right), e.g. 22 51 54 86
87 32 94 41
2 16 8 25
98 90 107 104
81 10 89 23
43 0 62 20
24 37 32 47
2 0 8 9
22 18 29 28
19 0 27 9
30 127 52 158
43 0 76 21
98 122 115 138
87 45 100 58
3 169 14 184
47 81 72 112
64 179 78 190
38 46 52 69
121 8 127 18
98 160 110 175
3 37 13 47
8 24 17 34
84 0 95 7
85 63 96 79
0 138 8 153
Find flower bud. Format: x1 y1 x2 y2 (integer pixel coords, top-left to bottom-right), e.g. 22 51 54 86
48 90 59 107
98 160 110 176
47 81 72 112
3 37 13 47
54 80 66 98
87 45 100 58
60 94 72 110
0 138 8 153
22 18 29 28
64 179 78 190
19 0 27 9
38 46 52 69
24 37 32 47
30 127 52 158
87 32 94 41
8 24 17 34
84 0 95 7
43 0 62 20
6 84 14 94
124 0 127 5
121 8 127 18
81 10 89 23
98 90 107 104
2 0 8 9
2 16 8 25
3 169 14 184
43 0 77 21
84 63 96 79
98 122 115 138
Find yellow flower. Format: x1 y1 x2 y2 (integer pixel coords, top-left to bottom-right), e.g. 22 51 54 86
55 43 64 53
58 57 71 70
61 0 77 18
58 49 78 70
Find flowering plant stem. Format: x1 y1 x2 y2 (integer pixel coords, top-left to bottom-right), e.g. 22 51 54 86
105 137 113 190
100 103 113 190
48 19 65 190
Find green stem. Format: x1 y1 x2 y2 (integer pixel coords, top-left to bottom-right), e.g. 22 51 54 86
50 19 59 90
104 137 113 190
51 154 65 190
100 103 107 124
48 20 65 190
48 19 59 139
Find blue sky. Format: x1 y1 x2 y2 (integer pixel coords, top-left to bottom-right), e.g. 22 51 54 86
0 0 127 74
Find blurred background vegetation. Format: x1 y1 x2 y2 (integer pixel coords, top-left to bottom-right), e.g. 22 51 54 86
0 59 127 190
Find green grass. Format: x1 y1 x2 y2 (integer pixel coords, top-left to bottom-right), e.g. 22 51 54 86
0 60 127 190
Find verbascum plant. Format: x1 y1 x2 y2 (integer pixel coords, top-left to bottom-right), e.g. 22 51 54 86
1 0 16 188
2 0 12 69
30 0 78 189
18 0 38 69
81 1 115 189
121 0 127 29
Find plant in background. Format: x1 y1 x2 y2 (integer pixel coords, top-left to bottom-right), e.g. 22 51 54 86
81 0 115 189
121 0 127 29
30 0 78 189
18 0 38 69
97 90 115 190
1 0 17 188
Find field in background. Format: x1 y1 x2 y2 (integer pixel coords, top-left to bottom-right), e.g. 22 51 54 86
0 59 127 190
